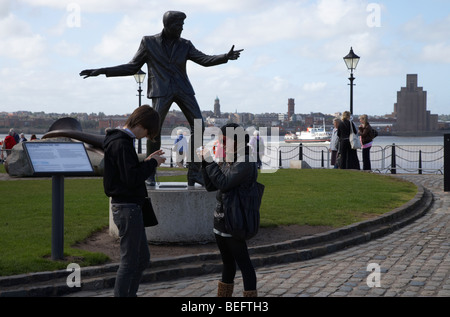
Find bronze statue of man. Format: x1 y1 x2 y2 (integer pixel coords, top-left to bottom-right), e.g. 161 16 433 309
80 11 243 186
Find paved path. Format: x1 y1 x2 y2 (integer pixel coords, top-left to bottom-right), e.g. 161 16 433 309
68 175 450 297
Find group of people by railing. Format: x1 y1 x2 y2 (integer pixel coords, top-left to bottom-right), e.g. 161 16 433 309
272 143 444 175
1 129 38 163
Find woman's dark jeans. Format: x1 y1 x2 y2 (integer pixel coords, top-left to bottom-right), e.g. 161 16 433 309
362 146 372 171
112 203 150 297
215 234 257 291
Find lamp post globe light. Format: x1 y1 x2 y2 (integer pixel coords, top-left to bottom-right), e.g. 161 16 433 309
134 70 146 154
343 47 360 115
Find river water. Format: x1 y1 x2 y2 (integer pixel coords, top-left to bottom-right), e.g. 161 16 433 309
1 134 446 174
0 134 445 147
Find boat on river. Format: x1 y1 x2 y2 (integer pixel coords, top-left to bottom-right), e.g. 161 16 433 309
284 125 331 143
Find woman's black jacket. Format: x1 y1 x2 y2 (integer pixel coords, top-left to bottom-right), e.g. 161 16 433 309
202 155 258 235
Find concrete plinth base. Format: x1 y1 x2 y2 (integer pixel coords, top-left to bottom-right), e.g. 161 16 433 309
289 160 311 169
109 182 216 244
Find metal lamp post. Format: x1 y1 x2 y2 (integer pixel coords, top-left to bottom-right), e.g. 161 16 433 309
343 47 360 115
134 70 146 153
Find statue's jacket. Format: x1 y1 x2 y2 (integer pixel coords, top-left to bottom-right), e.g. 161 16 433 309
102 33 229 98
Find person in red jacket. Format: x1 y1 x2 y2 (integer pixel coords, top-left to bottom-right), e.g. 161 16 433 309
2 131 17 159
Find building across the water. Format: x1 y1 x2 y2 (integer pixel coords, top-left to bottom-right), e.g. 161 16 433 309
394 74 438 132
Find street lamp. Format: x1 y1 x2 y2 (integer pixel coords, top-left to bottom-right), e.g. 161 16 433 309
134 70 146 153
343 47 360 115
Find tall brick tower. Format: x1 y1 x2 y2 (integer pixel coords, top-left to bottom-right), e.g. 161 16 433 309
288 98 295 121
214 96 221 117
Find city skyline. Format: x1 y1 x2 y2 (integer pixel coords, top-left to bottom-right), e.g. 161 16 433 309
1 1 450 116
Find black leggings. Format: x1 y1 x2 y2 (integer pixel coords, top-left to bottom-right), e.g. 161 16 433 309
215 234 257 291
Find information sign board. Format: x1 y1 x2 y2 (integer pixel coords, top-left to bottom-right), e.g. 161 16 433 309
23 142 94 176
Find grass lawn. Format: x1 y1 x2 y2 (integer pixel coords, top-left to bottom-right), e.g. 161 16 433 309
0 167 417 276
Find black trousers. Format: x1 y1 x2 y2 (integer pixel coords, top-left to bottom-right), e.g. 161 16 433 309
215 234 257 291
147 90 204 162
362 146 372 171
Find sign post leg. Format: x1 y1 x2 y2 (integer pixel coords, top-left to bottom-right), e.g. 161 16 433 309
51 175 64 260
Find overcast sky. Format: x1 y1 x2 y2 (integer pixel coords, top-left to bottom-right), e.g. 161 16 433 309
1 0 449 116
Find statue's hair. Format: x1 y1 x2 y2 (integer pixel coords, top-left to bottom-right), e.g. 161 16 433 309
163 11 186 26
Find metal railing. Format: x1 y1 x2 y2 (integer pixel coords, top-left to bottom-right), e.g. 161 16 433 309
156 143 444 174
1 142 444 175
266 143 444 174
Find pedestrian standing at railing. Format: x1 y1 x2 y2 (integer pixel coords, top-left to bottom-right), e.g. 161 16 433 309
19 133 27 143
249 130 265 169
2 130 17 159
337 111 360 170
359 114 375 171
329 118 341 168
173 129 187 168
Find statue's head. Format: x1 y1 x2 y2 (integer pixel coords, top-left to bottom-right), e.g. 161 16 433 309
163 11 186 39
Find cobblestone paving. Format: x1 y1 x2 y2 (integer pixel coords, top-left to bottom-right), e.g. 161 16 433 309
70 175 450 297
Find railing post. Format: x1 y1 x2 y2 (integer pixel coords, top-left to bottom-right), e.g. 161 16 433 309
279 149 282 169
321 150 324 168
327 149 330 169
418 150 422 175
299 143 303 160
445 134 450 192
391 143 396 174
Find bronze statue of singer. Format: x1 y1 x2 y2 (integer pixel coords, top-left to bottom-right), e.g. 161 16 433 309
80 11 243 187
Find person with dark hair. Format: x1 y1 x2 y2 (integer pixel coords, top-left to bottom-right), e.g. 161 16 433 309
103 105 166 297
199 123 258 297
80 11 243 187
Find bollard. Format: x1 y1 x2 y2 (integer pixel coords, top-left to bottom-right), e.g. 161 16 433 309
299 143 303 161
445 134 450 192
391 143 396 174
51 175 64 260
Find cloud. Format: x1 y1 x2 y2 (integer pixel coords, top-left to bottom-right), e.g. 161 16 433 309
317 0 353 25
0 13 46 66
54 40 81 57
421 43 450 64
0 0 11 18
302 82 327 92
92 12 161 62
401 14 450 44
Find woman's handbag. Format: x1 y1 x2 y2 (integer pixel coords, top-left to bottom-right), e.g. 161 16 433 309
223 181 265 240
142 197 158 227
349 121 361 150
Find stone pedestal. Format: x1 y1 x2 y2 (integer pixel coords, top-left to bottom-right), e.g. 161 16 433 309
289 160 311 169
109 182 216 244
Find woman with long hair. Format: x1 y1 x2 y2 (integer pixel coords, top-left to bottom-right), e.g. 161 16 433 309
337 111 360 170
359 114 374 171
200 123 258 297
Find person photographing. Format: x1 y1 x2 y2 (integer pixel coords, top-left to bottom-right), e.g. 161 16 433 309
103 105 165 297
